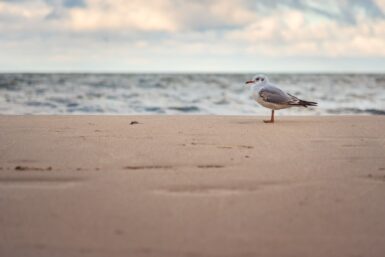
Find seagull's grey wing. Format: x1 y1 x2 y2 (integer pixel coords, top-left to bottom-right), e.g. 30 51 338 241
259 85 292 104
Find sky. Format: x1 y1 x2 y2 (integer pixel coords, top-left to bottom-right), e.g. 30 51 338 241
0 0 385 73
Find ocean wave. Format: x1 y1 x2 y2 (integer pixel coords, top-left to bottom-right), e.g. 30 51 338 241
0 73 384 115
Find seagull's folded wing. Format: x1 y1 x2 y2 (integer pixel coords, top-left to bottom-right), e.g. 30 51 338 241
259 86 292 104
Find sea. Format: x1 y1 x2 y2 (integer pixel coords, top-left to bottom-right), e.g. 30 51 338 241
0 73 384 115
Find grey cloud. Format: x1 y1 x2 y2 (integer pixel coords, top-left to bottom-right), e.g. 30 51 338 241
43 0 86 20
333 0 384 24
251 0 384 24
62 0 86 8
42 0 86 8
350 0 384 18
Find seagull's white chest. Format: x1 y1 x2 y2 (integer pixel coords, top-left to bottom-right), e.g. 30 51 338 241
256 95 281 110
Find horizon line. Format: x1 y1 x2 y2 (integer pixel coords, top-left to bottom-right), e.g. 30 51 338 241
1 70 384 74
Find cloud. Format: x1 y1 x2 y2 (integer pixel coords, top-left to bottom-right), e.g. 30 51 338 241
226 7 385 57
0 1 50 20
66 0 178 31
0 0 385 71
62 0 258 32
42 0 86 8
252 0 384 24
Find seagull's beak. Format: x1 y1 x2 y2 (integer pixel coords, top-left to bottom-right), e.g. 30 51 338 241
245 80 254 84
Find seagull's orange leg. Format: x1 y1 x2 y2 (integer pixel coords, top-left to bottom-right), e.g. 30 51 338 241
263 110 275 123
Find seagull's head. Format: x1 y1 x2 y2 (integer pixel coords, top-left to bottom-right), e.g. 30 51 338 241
245 74 268 86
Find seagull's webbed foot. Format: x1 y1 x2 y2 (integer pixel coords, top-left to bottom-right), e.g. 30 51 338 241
263 120 274 123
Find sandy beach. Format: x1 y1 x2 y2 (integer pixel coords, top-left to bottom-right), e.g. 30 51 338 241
1 115 385 257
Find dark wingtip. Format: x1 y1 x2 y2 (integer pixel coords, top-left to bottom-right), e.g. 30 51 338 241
298 100 318 107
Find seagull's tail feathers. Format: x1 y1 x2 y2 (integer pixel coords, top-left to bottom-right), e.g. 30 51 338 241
296 99 318 108
287 94 317 108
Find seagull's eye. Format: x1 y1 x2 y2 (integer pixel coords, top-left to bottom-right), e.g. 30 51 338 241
256 78 260 81
261 78 264 81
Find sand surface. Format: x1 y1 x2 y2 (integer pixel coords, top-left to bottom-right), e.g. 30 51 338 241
1 115 385 257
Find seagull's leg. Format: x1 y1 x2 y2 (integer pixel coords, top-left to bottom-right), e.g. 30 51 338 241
263 110 275 123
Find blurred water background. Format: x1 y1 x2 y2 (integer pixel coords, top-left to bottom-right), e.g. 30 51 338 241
0 73 384 115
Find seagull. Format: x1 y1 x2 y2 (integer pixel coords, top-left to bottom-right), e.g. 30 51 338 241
245 74 317 123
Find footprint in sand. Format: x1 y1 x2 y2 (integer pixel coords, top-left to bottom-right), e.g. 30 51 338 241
365 174 385 182
14 166 52 171
238 145 254 149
